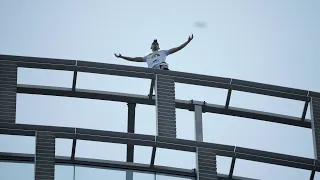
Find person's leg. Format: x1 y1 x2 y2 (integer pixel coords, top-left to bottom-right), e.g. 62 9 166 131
160 64 169 70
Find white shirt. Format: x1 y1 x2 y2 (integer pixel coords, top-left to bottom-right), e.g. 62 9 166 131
142 50 170 68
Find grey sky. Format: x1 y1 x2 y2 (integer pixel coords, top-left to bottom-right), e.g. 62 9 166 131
1 0 320 179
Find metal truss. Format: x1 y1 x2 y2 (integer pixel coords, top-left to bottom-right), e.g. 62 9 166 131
17 84 311 128
1 54 320 180
0 152 258 180
0 123 319 172
0 54 318 100
0 54 317 127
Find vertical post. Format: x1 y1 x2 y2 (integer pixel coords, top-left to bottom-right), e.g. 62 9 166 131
126 103 136 180
155 74 176 138
72 71 77 91
225 79 233 109
126 103 136 162
311 97 320 159
310 170 315 180
0 60 18 124
192 100 204 142
71 129 77 161
229 156 236 178
35 131 55 180
126 171 133 180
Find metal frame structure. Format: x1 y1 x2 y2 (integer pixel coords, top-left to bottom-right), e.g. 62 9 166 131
1 54 320 180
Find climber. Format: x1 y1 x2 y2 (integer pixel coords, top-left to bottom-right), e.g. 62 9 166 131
114 34 194 70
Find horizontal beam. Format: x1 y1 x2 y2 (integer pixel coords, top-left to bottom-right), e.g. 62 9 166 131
235 147 316 170
0 54 314 100
77 61 154 79
0 152 34 163
0 55 76 71
310 91 320 99
0 152 254 180
0 152 195 178
58 156 196 178
0 123 319 171
232 79 309 101
0 122 75 138
218 174 259 180
17 84 312 128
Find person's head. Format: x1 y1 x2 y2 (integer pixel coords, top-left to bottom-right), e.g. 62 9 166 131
151 39 160 51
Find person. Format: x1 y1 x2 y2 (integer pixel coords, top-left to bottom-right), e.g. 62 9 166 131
114 34 194 70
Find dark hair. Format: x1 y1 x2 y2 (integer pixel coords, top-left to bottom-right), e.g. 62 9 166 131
152 39 158 44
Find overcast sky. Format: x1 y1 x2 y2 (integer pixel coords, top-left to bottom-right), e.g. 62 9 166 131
1 0 320 179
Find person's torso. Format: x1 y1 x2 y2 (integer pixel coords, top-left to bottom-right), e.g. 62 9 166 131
144 50 168 68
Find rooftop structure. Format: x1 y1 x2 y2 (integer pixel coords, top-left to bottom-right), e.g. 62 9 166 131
1 54 319 180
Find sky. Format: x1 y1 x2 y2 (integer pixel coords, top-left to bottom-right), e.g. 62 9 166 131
0 0 320 179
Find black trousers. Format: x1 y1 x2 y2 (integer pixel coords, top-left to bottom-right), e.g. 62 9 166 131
159 65 169 70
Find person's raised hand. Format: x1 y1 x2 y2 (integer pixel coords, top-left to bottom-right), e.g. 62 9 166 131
188 34 194 42
114 53 122 58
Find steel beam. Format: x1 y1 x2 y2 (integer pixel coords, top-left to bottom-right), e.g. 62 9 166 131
235 146 315 170
231 79 309 101
0 123 75 137
231 84 308 101
77 60 154 79
308 91 320 99
0 152 34 163
218 174 258 180
0 55 76 71
0 152 258 180
16 84 312 128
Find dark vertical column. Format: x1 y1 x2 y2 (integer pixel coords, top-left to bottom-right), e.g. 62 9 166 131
196 147 218 180
126 103 136 180
311 97 320 159
155 74 176 138
127 103 136 162
0 60 18 124
35 131 55 180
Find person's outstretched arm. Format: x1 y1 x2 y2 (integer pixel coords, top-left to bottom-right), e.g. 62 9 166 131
114 53 144 62
168 34 193 55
